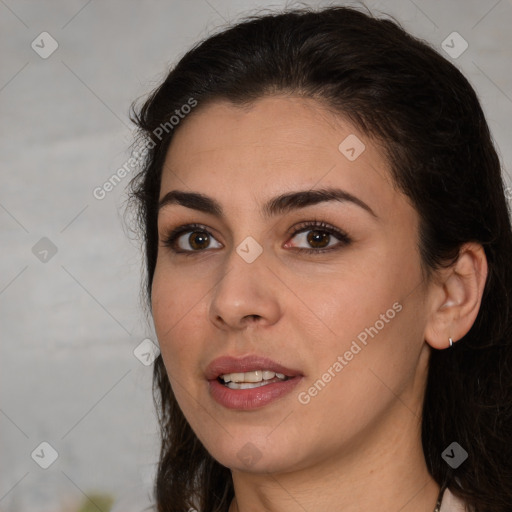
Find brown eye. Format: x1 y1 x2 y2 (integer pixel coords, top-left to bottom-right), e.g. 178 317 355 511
286 221 352 253
162 224 222 253
306 230 331 249
187 231 210 250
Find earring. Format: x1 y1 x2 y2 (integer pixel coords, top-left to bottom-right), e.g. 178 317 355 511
449 337 453 347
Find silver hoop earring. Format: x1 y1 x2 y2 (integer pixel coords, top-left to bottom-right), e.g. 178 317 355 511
449 337 453 347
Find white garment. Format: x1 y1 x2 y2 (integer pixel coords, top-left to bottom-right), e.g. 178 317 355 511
109 484 469 512
440 488 468 512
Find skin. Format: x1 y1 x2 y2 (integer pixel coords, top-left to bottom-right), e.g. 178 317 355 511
151 96 488 512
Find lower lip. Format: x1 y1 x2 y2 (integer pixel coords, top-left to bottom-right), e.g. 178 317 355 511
208 377 302 410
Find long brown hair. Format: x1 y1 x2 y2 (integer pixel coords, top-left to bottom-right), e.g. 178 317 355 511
127 5 512 511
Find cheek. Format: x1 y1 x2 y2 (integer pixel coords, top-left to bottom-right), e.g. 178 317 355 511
290 256 398 349
151 267 195 372
293 249 423 395
151 263 216 402
151 262 202 335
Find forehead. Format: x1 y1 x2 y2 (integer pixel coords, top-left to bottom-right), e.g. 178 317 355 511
159 96 400 217
164 96 355 166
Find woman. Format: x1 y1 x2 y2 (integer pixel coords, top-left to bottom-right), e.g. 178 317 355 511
127 5 512 512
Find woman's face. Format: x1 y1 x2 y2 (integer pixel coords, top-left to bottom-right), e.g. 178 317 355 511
152 96 434 473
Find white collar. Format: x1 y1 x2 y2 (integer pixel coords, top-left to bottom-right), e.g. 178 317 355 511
440 487 468 512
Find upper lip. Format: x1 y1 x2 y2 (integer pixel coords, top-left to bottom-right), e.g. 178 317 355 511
205 355 302 380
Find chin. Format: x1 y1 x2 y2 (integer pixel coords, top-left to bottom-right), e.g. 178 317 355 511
201 432 305 474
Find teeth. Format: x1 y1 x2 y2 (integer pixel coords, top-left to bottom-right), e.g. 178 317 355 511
242 370 263 383
226 380 274 390
220 370 287 384
226 372 244 383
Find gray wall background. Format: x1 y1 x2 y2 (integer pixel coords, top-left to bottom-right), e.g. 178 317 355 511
1 1 511 511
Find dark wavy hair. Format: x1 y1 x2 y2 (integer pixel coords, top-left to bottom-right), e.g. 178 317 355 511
126 4 512 512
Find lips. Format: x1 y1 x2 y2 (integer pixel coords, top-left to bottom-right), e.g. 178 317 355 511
205 354 302 381
205 355 304 410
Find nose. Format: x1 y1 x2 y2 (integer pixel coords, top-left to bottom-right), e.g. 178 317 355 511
208 248 282 331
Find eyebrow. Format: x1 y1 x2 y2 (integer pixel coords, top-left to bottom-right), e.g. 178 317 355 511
158 187 378 219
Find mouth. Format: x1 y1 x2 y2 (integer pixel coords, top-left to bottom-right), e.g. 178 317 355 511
205 354 303 410
217 370 291 390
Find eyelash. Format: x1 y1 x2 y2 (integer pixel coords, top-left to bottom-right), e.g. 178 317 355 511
161 220 352 256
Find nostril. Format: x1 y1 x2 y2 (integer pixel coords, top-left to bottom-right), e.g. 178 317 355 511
244 314 261 321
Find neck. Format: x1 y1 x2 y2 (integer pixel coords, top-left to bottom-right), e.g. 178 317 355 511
228 400 440 512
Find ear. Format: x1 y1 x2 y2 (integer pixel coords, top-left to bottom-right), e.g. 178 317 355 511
424 242 488 350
